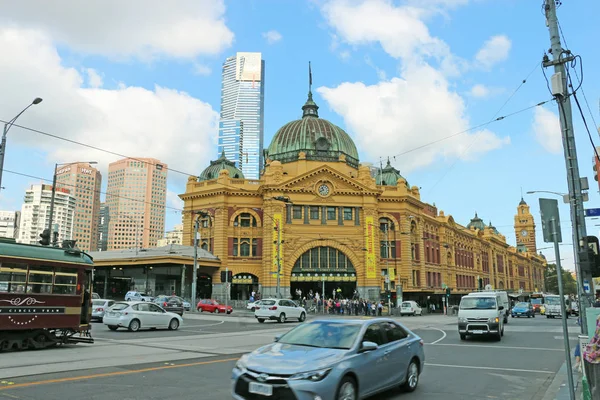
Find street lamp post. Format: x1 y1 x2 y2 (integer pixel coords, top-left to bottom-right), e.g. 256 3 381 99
46 161 97 246
191 211 210 309
0 98 43 194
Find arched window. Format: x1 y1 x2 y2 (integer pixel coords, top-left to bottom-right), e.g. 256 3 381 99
234 213 257 227
292 247 355 273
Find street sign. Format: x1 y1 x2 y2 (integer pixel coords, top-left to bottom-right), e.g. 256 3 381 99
539 198 562 243
583 279 591 294
585 208 600 217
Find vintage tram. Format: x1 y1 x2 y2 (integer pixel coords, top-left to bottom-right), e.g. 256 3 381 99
0 237 94 351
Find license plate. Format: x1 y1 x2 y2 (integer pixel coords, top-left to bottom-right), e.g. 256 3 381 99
249 382 273 396
473 330 484 334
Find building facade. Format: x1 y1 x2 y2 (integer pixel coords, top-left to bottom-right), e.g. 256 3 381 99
18 184 75 245
0 210 20 239
181 87 547 303
218 52 265 180
157 223 183 247
97 203 109 251
106 158 167 251
55 162 102 251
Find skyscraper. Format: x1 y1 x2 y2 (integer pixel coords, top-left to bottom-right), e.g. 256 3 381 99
106 158 167 251
55 162 102 251
18 184 75 245
218 52 265 180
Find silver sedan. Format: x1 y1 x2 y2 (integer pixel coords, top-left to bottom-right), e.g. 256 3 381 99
231 318 425 400
103 301 183 332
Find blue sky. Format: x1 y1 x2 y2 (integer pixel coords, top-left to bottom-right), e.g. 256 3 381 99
0 0 598 270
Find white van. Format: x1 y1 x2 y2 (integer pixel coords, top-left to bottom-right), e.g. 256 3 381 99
458 293 505 341
470 291 510 323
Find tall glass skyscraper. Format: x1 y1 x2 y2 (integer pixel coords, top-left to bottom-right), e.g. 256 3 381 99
218 52 265 180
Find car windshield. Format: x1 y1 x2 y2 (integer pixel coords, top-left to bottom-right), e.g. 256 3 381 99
515 302 529 308
261 300 276 306
111 303 129 310
460 297 497 310
278 322 361 350
545 297 561 305
531 298 542 305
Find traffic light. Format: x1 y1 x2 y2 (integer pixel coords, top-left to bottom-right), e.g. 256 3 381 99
586 235 600 277
220 270 233 283
39 228 50 246
446 287 451 297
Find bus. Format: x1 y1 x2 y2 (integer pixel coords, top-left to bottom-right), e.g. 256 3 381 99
530 292 545 314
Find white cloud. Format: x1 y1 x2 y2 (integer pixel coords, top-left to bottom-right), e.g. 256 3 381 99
317 63 510 171
475 35 512 69
470 84 489 98
193 63 212 76
0 28 219 186
166 189 184 210
262 30 282 44
85 68 103 88
532 107 562 154
0 0 233 60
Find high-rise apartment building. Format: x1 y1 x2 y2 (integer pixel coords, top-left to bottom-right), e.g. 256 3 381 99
18 184 75 245
0 210 20 239
218 52 265 180
55 162 102 251
157 223 183 247
97 203 109 251
106 158 167 250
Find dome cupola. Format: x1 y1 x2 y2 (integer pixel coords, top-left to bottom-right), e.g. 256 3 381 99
198 150 244 181
376 158 409 187
466 212 485 231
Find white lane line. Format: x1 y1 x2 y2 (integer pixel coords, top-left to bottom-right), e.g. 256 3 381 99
428 328 447 345
427 343 563 351
426 363 554 374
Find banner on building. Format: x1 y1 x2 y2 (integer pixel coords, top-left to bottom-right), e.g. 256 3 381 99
389 268 395 281
365 215 377 278
272 213 283 274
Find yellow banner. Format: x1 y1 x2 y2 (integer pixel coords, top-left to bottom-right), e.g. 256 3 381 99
365 215 377 278
389 268 395 281
272 213 283 274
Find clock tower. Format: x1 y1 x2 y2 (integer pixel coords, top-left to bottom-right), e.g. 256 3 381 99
514 198 536 253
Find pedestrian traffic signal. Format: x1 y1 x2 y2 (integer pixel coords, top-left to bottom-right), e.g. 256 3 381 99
39 228 50 246
220 270 233 283
446 287 451 297
587 235 600 277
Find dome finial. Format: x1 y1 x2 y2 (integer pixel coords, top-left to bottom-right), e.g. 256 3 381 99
302 62 319 118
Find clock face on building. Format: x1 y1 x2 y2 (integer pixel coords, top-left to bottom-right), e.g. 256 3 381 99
318 184 330 197
521 229 528 237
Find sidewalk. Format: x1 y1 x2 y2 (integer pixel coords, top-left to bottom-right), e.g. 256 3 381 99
543 361 583 400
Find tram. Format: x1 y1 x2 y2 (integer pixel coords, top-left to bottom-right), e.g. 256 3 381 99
0 237 94 351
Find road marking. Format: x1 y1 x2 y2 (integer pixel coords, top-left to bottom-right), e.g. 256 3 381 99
427 363 554 374
427 343 563 351
428 328 447 344
0 357 239 391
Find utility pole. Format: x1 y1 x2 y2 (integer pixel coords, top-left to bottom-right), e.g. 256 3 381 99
191 216 200 309
276 219 282 298
47 164 58 244
543 0 592 335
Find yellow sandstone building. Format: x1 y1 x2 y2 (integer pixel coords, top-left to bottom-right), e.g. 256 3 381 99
180 87 546 305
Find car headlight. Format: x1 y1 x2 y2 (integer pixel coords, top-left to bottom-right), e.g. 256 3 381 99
458 317 467 323
488 317 499 323
235 354 249 371
290 368 332 382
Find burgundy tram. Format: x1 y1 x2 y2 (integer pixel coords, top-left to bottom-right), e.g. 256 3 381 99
0 237 94 351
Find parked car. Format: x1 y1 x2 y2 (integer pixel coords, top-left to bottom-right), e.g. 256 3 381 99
247 300 264 311
197 299 233 314
154 295 184 316
511 302 535 318
182 299 192 311
91 299 116 321
400 301 423 316
103 301 183 332
125 291 154 302
232 318 425 399
92 292 100 300
254 298 306 323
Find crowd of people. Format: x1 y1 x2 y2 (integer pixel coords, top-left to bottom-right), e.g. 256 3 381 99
293 288 387 316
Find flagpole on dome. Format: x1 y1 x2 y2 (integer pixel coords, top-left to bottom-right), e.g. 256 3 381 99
309 61 312 96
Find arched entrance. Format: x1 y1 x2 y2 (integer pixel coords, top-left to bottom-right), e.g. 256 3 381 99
197 273 212 299
290 246 357 300
231 273 259 300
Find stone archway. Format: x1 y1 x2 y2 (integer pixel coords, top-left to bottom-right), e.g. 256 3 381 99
231 273 259 300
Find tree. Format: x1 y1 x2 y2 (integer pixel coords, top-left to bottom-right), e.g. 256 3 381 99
544 263 577 295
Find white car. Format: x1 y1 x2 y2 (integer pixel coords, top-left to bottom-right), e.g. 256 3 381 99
92 299 116 321
400 300 423 316
124 291 154 302
247 300 263 311
254 298 307 323
103 301 183 332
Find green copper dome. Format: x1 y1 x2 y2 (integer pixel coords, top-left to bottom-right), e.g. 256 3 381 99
376 159 409 187
467 213 485 231
266 91 359 168
488 221 500 235
199 150 244 181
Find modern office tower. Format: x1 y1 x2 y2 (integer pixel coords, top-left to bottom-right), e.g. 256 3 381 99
106 158 167 251
97 203 109 251
218 52 265 179
55 162 102 251
0 210 20 239
18 184 75 245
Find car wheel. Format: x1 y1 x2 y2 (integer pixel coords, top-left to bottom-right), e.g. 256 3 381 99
257 318 265 323
213 308 219 314
403 359 420 392
336 376 357 400
532 313 535 318
278 313 286 323
299 312 306 322
460 333 466 340
495 331 502 341
527 315 530 318
128 319 140 332
251 307 255 312
108 325 118 331
168 318 180 330
511 314 514 318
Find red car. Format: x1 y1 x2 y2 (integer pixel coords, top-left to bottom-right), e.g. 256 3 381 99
197 299 233 314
